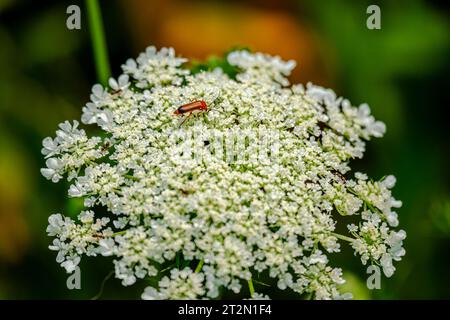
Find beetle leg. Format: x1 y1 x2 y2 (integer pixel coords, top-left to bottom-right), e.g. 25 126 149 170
179 112 193 127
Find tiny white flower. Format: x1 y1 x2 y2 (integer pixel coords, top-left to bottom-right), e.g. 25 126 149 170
79 210 94 223
382 175 397 189
98 238 115 256
68 182 84 197
347 224 358 233
380 253 395 277
41 158 63 182
141 286 165 300
46 214 64 236
247 293 271 300
109 74 130 91
41 137 59 156
61 256 80 273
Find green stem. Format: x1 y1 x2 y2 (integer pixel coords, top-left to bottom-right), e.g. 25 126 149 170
124 174 140 181
91 270 114 300
86 0 111 86
194 260 204 273
331 232 355 242
248 278 255 298
160 264 176 273
252 279 271 287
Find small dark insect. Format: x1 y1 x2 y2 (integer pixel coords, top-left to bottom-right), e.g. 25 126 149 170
180 189 190 196
317 121 332 131
92 232 104 240
331 170 346 183
317 121 351 143
101 141 111 153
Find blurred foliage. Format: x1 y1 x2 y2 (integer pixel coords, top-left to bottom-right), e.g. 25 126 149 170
120 0 330 85
305 0 450 299
0 0 448 299
430 199 450 236
189 54 241 78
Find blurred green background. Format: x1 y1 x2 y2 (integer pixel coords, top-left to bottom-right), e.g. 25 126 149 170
0 0 448 299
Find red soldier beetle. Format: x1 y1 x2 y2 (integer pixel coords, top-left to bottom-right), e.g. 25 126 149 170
174 100 208 126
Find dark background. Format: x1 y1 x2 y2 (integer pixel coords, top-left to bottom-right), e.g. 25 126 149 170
0 0 448 299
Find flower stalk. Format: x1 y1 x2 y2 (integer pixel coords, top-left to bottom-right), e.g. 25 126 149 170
85 0 111 86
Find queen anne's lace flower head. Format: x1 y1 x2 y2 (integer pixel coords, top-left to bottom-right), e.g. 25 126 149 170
41 46 405 299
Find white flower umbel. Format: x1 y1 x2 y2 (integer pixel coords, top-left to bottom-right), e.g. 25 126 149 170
41 46 405 299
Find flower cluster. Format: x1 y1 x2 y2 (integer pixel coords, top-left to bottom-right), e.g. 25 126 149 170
142 268 205 300
41 46 405 299
47 211 111 273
